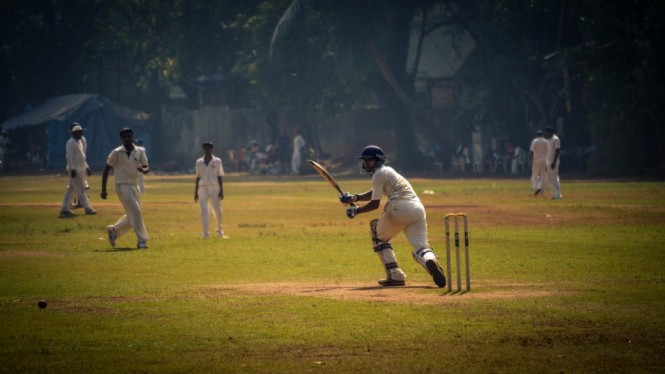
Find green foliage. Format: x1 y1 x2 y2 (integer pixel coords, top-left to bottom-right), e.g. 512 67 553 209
582 0 664 174
1 1 663 173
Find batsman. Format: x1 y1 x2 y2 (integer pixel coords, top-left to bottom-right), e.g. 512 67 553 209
340 145 446 288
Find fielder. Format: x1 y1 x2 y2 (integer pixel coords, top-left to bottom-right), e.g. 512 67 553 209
70 123 90 208
59 124 96 217
100 128 150 249
340 145 446 288
529 130 549 195
194 142 226 239
544 126 563 200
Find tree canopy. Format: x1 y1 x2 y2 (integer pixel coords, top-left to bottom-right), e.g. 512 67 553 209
1 0 662 174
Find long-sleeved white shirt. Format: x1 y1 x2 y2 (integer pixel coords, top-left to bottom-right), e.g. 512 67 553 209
65 137 88 172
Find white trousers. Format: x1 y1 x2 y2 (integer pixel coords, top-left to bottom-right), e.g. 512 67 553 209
531 159 548 192
112 183 149 243
61 171 92 211
198 185 223 235
376 199 430 252
547 160 562 199
291 150 302 174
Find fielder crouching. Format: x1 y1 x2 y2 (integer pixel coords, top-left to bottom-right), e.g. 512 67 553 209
340 145 446 288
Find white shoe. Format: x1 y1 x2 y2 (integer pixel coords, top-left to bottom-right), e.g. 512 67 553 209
106 226 116 247
137 241 148 249
216 231 229 239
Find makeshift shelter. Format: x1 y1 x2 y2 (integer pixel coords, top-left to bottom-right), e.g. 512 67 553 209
0 94 151 169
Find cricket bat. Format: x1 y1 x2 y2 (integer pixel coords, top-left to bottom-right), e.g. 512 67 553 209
308 160 356 207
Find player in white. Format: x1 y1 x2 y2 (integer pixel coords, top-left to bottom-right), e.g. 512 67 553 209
194 142 226 239
339 145 446 288
135 139 146 194
70 122 90 208
544 126 563 200
529 130 549 195
100 128 150 249
59 124 96 217
291 127 305 174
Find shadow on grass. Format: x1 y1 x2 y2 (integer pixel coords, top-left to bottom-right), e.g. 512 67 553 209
439 289 469 296
93 247 139 252
350 285 438 291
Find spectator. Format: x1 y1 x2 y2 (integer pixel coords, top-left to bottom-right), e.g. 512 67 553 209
291 127 305 174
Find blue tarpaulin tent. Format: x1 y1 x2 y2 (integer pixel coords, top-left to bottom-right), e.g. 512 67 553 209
0 94 151 169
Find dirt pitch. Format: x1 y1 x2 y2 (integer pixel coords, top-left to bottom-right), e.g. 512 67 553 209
191 281 564 305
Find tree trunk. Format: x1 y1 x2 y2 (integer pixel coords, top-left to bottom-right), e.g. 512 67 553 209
364 2 428 171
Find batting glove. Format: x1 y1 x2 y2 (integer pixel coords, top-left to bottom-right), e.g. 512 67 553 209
339 192 358 204
346 206 358 219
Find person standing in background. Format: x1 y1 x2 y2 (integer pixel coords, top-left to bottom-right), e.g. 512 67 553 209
59 124 96 217
544 126 563 200
529 130 549 195
291 127 305 174
194 142 227 239
70 122 89 208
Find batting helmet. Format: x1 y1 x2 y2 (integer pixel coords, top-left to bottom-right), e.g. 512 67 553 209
357 145 385 176
357 145 385 162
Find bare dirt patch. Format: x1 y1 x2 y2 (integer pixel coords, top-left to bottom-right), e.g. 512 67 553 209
196 281 565 305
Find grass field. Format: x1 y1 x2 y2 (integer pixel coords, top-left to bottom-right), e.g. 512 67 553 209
0 173 664 373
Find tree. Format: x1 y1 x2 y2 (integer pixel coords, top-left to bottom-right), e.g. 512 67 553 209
270 0 450 170
0 0 105 119
237 0 366 145
580 0 665 174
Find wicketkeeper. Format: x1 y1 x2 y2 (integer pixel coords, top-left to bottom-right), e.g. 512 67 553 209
340 145 446 288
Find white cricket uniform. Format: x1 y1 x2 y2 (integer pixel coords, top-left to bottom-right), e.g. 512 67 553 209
81 136 89 188
291 134 305 174
196 156 224 237
136 145 146 194
69 136 89 205
372 165 430 252
547 134 562 199
530 136 549 192
60 137 93 211
106 145 149 244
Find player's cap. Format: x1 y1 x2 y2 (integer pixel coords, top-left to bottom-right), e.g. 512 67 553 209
202 142 214 148
71 124 85 132
119 127 133 136
536 130 543 136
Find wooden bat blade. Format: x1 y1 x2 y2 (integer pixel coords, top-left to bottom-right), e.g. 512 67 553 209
308 160 344 194
308 160 356 207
